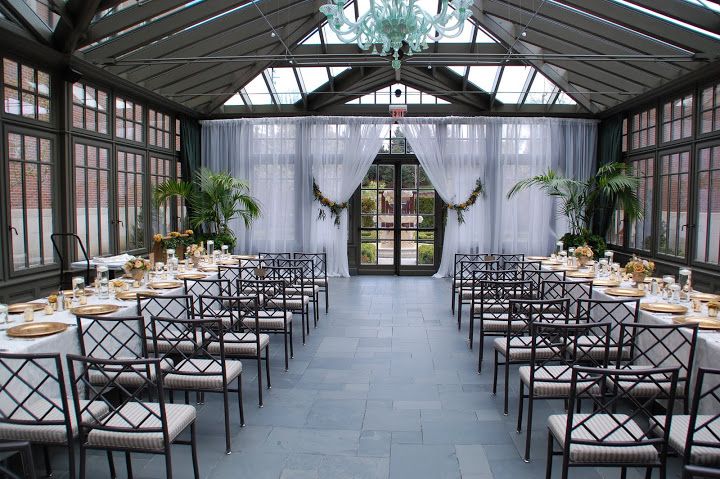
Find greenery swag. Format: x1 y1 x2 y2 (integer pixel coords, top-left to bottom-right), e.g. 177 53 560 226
447 178 485 224
313 179 347 227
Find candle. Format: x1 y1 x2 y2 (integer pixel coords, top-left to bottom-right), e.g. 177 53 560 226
23 307 34 322
0 304 7 324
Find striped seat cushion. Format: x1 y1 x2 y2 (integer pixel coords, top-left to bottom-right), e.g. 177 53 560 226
473 302 509 313
163 359 242 391
548 414 659 464
493 337 558 361
519 366 601 397
651 415 720 466
481 319 525 333
242 311 292 330
87 403 196 452
210 333 270 356
286 286 320 295
266 296 309 310
568 336 630 361
313 278 327 287
88 358 175 388
610 366 681 398
0 399 109 444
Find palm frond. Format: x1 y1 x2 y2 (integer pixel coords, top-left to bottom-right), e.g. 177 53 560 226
153 180 193 207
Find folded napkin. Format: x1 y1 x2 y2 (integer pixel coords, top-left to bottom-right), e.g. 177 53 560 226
93 253 134 264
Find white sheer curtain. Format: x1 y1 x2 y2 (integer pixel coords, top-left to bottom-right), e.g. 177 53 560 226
401 117 598 277
202 117 389 277
308 118 389 276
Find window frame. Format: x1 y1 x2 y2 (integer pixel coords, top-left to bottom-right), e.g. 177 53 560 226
115 146 148 256
691 139 720 273
627 105 658 153
70 80 111 139
1 57 54 128
660 91 694 146
654 146 692 263
698 80 720 140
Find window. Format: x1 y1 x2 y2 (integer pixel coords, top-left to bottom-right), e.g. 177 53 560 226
7 131 55 272
3 58 50 121
74 142 111 258
176 161 186 228
360 164 394 265
657 150 690 258
630 107 656 150
627 157 654 252
700 82 720 135
695 145 720 266
150 156 174 235
621 118 628 152
606 207 624 247
116 150 145 251
72 82 109 134
175 118 181 152
115 96 143 142
148 109 171 149
662 94 693 143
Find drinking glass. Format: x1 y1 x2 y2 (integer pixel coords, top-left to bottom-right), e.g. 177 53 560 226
0 304 7 324
97 266 110 300
206 240 215 262
678 268 691 290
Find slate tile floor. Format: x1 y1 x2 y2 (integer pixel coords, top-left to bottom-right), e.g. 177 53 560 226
59 276 684 478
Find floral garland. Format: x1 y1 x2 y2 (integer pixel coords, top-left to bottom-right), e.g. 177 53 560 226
313 179 348 227
447 178 485 224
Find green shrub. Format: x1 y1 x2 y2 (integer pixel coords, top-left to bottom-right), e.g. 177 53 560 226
361 243 377 264
418 243 434 265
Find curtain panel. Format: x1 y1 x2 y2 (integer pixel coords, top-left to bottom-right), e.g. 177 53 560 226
399 117 598 277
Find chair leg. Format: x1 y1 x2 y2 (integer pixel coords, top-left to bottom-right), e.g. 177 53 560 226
190 423 200 479
164 447 173 479
265 345 271 389
324 285 329 314
645 467 652 479
524 389 535 462
451 285 456 315
125 452 133 479
289 322 294 359
305 304 310 336
42 446 52 478
503 357 510 415
256 350 264 407
67 442 76 479
621 467 627 479
300 308 306 345
516 381 524 433
222 389 231 454
545 431 553 479
79 446 86 479
492 350 499 395
238 375 245 427
106 451 116 479
283 326 289 371
457 299 462 330
468 311 474 350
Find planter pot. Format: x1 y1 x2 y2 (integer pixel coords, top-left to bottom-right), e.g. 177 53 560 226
577 257 590 267
632 272 646 284
192 257 201 269
130 269 145 282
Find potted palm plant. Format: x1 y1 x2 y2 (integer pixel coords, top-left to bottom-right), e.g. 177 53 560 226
507 162 642 257
153 168 261 252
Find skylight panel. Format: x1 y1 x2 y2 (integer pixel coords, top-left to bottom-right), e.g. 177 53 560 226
610 0 720 40
555 92 577 105
467 66 499 93
242 76 273 105
406 86 422 104
297 67 330 93
390 83 406 103
375 87 392 104
301 29 322 45
21 0 59 29
436 19 476 43
224 93 244 106
329 66 350 77
524 72 558 104
267 68 301 104
495 66 531 103
476 26 498 43
448 66 467 77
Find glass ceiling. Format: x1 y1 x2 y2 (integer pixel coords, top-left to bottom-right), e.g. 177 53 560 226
345 84 449 105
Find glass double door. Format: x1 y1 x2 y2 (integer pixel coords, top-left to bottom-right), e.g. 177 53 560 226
358 159 441 274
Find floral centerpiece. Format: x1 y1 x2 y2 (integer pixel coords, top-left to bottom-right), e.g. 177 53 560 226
186 243 205 268
151 230 194 262
624 256 655 283
122 257 152 282
574 245 594 266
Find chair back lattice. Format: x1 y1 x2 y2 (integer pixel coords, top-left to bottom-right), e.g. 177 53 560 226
67 355 169 444
564 365 679 464
275 258 316 286
293 252 327 279
541 280 594 318
258 253 292 266
184 277 232 300
76 314 147 361
483 254 526 268
149 316 231 386
198 294 261 347
458 260 499 289
618 322 699 405
576 297 640 342
0 353 72 439
685 368 720 467
453 253 483 280
504 298 572 344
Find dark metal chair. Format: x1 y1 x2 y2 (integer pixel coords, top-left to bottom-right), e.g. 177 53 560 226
573 297 641 362
545 366 679 479
50 232 90 290
456 259 499 331
66 355 199 479
294 252 329 313
451 253 483 315
0 441 36 479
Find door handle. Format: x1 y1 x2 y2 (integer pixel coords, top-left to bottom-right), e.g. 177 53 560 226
681 224 695 231
8 226 18 235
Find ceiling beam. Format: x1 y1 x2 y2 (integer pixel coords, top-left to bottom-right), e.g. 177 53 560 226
85 0 189 45
628 0 720 33
0 0 52 44
470 7 597 114
52 0 103 53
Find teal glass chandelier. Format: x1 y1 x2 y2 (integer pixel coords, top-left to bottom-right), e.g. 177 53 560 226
319 0 474 70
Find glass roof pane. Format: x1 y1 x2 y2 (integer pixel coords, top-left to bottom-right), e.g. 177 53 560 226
555 92 577 105
301 29 322 44
476 26 498 43
224 93 244 106
467 66 499 92
375 86 391 104
95 0 135 20
495 66 531 103
242 75 273 105
436 97 450 104
267 68 301 104
22 0 60 29
329 66 350 77
345 84 446 105
524 72 558 104
390 83 405 103
297 67 330 93
610 0 720 40
406 86 421 104
448 66 467 77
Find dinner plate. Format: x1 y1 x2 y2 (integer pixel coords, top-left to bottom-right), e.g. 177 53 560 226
690 292 720 303
547 265 578 272
176 273 207 280
115 291 158 301
604 288 646 298
6 322 68 338
8 303 46 314
591 279 621 287
673 316 720 330
640 303 688 314
527 256 549 261
69 304 120 316
147 281 183 290
566 271 596 279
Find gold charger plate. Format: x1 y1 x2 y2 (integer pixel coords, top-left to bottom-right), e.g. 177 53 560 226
566 271 596 279
547 265 578 272
8 302 46 314
527 256 549 261
591 279 621 287
6 322 68 338
56 289 95 298
176 273 207 280
673 316 720 330
604 287 646 298
233 255 258 260
115 291 158 301
640 303 688 314
147 281 183 290
691 292 720 302
218 259 238 266
70 304 120 316
199 266 218 272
